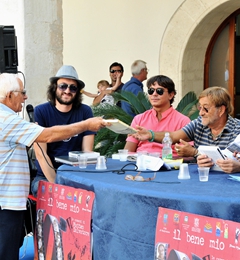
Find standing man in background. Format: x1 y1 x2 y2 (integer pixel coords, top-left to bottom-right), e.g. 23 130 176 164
121 60 148 116
109 62 124 90
31 65 96 197
109 62 124 107
0 72 107 260
81 62 124 106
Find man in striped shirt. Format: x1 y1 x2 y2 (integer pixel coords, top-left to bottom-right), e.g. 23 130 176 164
0 73 108 260
132 87 240 173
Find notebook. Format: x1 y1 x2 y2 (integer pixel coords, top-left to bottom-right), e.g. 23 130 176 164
55 156 98 166
55 151 100 165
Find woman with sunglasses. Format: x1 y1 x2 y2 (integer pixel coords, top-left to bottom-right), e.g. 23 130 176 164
124 75 191 157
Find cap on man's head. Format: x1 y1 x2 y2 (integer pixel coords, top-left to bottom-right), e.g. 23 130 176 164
49 65 85 89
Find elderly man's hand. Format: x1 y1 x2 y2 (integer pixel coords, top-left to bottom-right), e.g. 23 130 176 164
197 154 214 168
175 139 196 157
86 117 110 132
216 158 240 173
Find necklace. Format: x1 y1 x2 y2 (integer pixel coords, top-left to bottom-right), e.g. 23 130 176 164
211 130 223 140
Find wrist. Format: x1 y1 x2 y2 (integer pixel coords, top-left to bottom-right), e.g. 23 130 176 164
193 148 200 158
148 130 155 142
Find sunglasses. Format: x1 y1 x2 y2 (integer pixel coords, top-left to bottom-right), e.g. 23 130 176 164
125 172 156 182
110 70 122 73
197 105 209 113
57 83 78 93
147 88 165 95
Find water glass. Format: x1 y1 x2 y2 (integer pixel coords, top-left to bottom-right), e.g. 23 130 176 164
118 149 128 161
78 155 87 168
198 167 210 182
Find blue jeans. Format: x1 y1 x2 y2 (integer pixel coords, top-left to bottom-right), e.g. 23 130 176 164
0 209 25 260
31 175 48 197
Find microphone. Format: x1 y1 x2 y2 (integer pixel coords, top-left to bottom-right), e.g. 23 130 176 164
26 104 35 123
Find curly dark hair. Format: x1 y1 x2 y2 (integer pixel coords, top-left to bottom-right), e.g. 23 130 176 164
47 82 83 108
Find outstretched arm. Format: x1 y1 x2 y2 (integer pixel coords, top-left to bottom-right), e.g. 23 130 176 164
35 117 108 143
81 89 99 98
132 126 189 144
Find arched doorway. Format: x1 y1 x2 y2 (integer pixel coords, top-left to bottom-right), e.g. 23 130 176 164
159 0 240 107
204 9 240 117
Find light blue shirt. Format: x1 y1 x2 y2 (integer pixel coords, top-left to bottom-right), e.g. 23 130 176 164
0 104 43 210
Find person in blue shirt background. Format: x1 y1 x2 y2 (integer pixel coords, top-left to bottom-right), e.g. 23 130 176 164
121 60 148 116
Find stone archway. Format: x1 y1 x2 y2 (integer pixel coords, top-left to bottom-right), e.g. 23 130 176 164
159 0 240 103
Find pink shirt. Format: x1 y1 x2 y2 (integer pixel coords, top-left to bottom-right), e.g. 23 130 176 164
126 107 191 156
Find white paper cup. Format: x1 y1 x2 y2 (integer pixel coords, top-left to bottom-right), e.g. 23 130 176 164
198 167 210 182
95 156 107 170
178 163 190 179
77 155 87 168
118 149 128 161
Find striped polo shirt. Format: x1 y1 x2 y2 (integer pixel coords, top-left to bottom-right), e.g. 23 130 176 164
182 115 240 149
0 104 44 210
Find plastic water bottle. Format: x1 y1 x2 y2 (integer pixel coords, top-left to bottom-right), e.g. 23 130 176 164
162 132 172 159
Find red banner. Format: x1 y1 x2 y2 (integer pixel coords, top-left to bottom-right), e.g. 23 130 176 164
34 181 94 260
155 207 240 260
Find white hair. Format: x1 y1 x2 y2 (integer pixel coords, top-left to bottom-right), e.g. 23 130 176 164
0 73 20 101
131 60 147 75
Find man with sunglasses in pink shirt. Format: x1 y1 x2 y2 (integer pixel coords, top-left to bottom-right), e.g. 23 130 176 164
124 75 191 157
31 65 95 196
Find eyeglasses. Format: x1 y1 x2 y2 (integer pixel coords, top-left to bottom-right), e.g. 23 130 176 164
13 90 27 96
110 70 122 73
143 68 149 72
125 172 156 182
57 83 78 93
147 88 165 96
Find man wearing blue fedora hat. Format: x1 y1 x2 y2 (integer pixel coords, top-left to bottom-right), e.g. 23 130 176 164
31 65 95 196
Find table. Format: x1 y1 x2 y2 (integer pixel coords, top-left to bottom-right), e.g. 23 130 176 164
56 159 240 260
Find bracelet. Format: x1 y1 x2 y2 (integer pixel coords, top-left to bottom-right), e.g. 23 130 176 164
149 130 155 142
193 149 200 158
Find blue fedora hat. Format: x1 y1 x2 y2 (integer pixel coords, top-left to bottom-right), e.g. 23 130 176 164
50 65 85 89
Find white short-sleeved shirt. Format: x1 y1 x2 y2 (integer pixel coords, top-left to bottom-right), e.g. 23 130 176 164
0 104 44 210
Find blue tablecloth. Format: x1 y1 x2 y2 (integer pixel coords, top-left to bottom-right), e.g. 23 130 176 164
56 159 240 260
